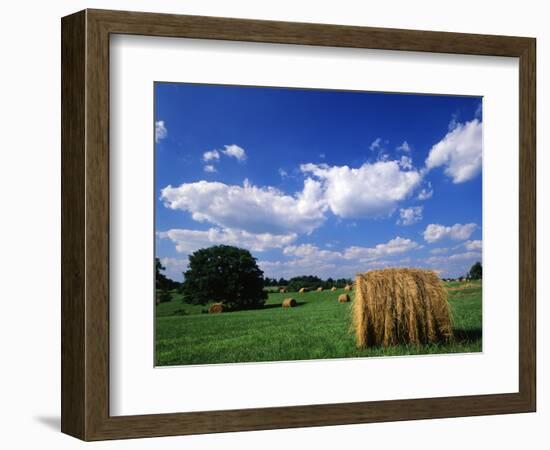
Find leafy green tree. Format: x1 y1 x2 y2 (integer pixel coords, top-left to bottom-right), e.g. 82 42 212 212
157 289 172 303
287 275 323 292
181 245 267 310
469 261 482 280
155 257 182 291
155 257 168 289
335 278 352 288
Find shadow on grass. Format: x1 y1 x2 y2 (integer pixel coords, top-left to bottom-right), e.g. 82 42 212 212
209 301 307 314
453 328 482 342
262 301 307 310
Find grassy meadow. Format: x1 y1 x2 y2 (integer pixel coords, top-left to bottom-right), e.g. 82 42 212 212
155 280 482 366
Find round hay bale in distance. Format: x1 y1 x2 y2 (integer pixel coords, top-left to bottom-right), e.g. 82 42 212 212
338 293 350 303
298 287 307 294
208 302 224 314
352 268 453 348
331 286 337 291
282 298 297 308
279 288 287 293
316 287 323 292
344 284 352 292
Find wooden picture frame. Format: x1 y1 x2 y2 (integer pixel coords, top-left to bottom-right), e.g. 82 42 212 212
61 9 536 441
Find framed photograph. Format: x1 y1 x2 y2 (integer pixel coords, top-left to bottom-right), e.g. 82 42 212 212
61 9 536 440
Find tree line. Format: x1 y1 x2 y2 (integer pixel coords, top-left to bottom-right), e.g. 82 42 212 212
264 275 353 292
155 258 182 291
156 246 482 310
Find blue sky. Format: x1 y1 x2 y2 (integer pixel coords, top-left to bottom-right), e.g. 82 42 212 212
155 83 482 281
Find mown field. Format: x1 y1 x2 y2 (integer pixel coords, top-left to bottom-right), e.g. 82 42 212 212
155 280 482 366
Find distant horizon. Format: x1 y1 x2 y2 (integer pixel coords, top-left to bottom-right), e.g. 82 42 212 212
155 83 482 282
158 264 480 285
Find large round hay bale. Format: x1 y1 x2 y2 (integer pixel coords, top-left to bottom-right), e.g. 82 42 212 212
279 288 287 293
316 287 323 292
338 293 350 303
208 302 224 314
298 287 307 294
353 268 453 348
331 286 337 291
282 298 297 308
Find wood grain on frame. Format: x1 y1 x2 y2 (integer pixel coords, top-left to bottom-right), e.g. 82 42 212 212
61 9 536 441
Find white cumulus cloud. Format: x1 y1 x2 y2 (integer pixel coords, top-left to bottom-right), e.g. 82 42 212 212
417 184 434 200
423 223 477 243
398 156 413 170
343 237 421 262
159 227 297 253
397 206 423 226
396 141 411 152
159 257 188 281
203 150 220 162
430 247 449 255
259 237 421 279
425 118 482 183
203 164 217 173
448 251 481 261
283 243 341 261
155 120 167 143
282 237 421 265
160 178 327 235
369 137 382 151
258 259 341 280
464 239 482 251
301 161 422 218
222 144 247 161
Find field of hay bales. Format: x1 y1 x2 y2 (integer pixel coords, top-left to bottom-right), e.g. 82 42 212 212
155 280 482 366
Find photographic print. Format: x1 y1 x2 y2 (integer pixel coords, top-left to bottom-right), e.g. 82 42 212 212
154 83 482 367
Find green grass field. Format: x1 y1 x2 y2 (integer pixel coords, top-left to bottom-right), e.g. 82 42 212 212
155 280 482 366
